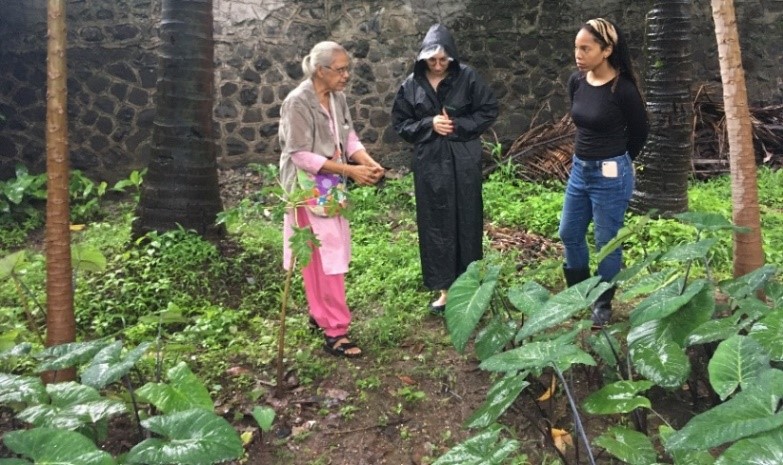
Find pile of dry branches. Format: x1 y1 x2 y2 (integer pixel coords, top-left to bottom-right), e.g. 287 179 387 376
488 84 783 181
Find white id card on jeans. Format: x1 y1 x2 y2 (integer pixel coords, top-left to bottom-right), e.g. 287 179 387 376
602 161 618 178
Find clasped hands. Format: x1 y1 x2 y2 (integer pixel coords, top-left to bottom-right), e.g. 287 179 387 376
432 108 454 136
335 148 384 186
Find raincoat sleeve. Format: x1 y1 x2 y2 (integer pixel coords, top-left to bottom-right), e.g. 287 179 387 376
449 70 498 142
391 80 436 144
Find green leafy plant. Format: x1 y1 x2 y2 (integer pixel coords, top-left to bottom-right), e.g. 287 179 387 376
437 211 781 465
0 343 243 465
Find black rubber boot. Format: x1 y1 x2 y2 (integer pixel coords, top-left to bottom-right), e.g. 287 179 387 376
563 265 591 287
591 286 615 328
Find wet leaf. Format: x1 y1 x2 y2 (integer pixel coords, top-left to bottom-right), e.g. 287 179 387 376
37 339 113 372
583 380 653 414
81 341 151 389
715 427 783 464
748 308 783 361
630 278 707 326
708 335 769 400
136 362 213 414
594 426 657 465
0 373 46 406
127 409 243 465
2 427 116 465
445 261 499 353
465 373 528 429
474 317 517 361
665 369 783 451
432 425 519 465
251 406 275 432
480 341 594 374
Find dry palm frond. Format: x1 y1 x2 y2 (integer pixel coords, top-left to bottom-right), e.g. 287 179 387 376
484 114 575 182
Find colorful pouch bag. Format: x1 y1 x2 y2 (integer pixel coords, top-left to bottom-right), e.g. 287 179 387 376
297 169 348 217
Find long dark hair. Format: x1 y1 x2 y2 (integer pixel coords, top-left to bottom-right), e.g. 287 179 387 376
583 18 642 94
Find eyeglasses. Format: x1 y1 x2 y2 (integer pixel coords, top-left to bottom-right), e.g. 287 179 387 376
323 65 351 75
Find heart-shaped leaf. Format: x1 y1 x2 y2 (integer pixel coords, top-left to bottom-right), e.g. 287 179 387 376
748 308 783 361
708 335 769 400
583 380 653 414
665 369 783 451
136 362 213 413
465 373 529 429
127 409 243 465
445 262 499 353
630 278 707 327
432 424 519 465
0 373 46 406
715 427 783 465
81 341 151 389
2 427 116 465
594 426 658 465
474 317 517 361
480 341 595 374
36 339 113 372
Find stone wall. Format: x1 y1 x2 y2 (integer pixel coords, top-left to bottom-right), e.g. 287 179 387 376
1 0 782 182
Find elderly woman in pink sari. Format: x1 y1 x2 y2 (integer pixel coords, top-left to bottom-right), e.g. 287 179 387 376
279 41 384 358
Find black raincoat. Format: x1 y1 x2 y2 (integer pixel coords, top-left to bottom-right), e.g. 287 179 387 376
391 24 498 290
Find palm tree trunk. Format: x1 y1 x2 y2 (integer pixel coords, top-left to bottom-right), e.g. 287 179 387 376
631 0 693 216
710 0 764 277
44 0 75 383
133 0 224 239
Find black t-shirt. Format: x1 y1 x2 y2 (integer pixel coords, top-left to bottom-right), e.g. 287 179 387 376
568 71 648 160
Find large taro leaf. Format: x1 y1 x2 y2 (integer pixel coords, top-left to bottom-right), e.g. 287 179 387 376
507 280 550 315
480 341 595 374
719 265 777 300
611 251 662 285
619 269 677 301
583 380 653 415
659 238 718 263
36 339 113 372
715 427 783 465
17 382 126 430
136 362 213 414
81 341 151 389
685 313 745 347
629 322 690 388
474 317 517 361
658 426 716 465
748 308 783 361
665 369 783 452
432 424 519 465
2 427 116 465
126 409 243 465
764 280 783 309
445 262 499 354
661 285 715 347
514 277 604 341
708 335 770 400
674 211 743 233
630 278 707 327
594 426 658 465
464 373 529 429
0 373 46 406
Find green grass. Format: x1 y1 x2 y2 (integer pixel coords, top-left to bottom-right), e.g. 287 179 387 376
2 167 782 381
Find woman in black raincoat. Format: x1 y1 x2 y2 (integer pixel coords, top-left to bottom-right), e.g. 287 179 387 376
392 24 498 314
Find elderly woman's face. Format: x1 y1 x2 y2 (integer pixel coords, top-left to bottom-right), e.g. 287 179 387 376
317 51 351 92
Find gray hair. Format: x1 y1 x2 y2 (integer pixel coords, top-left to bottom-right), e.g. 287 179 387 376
301 41 348 78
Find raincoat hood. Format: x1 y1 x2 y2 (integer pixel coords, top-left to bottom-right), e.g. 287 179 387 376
414 24 460 76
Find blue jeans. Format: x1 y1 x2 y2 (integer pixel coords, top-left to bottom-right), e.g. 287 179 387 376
558 153 634 281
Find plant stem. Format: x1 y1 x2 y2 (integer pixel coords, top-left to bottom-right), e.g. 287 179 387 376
553 365 597 465
124 374 145 438
275 254 296 397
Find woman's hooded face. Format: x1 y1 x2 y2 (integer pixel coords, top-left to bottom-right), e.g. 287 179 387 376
425 50 450 78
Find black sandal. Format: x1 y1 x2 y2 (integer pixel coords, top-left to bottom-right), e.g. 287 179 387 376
323 335 362 358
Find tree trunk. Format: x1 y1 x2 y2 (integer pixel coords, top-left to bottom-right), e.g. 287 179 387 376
44 0 75 383
630 0 693 216
133 0 224 239
710 0 764 277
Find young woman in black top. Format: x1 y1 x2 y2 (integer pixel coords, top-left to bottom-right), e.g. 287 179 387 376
559 18 648 327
